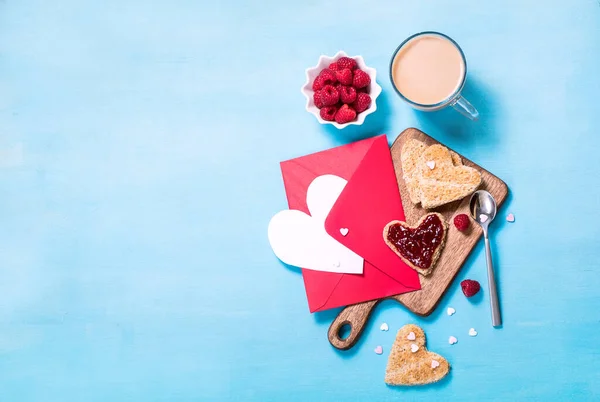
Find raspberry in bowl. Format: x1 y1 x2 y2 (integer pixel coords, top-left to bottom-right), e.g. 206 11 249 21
301 51 382 129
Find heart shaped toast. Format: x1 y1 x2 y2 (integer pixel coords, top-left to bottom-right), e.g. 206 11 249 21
417 144 482 209
401 139 463 205
385 324 450 386
383 213 447 276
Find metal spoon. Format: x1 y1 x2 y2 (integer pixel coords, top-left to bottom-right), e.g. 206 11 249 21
469 190 502 327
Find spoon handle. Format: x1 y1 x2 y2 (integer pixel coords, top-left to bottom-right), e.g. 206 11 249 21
485 236 502 327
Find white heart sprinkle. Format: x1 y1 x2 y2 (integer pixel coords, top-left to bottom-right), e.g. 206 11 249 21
479 214 489 223
448 336 458 345
431 360 440 369
374 345 383 355
340 228 349 236
426 160 436 170
447 307 456 316
506 213 515 222
407 331 416 341
380 323 389 331
410 344 419 353
469 328 478 337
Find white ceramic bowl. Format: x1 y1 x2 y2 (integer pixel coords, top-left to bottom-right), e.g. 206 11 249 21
301 51 382 129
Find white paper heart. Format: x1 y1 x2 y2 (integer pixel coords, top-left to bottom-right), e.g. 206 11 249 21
340 228 349 236
268 175 364 274
448 336 458 345
407 331 416 341
469 328 478 337
410 343 419 353
380 323 389 331
447 307 456 316
431 360 440 369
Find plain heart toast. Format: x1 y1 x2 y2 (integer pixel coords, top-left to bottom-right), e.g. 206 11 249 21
385 324 450 386
417 144 482 209
401 139 465 206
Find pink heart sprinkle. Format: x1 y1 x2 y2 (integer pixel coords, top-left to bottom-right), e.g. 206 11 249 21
374 346 383 355
506 213 515 222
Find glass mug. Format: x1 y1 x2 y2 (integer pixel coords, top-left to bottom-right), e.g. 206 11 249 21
389 31 479 120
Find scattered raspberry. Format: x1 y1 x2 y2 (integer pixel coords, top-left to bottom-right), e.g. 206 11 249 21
313 90 325 109
319 69 337 86
320 106 338 121
351 92 371 113
335 68 353 86
453 214 470 232
334 104 357 124
320 85 339 106
312 75 324 91
328 62 339 71
337 56 357 70
339 85 357 104
352 69 371 89
461 280 481 298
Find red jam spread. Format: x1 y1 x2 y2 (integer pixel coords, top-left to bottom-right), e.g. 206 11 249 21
387 214 445 269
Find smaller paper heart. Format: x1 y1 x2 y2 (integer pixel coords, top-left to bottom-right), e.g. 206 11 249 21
380 323 389 331
406 331 416 341
431 360 440 369
339 227 349 236
447 307 455 316
374 346 383 355
479 214 489 223
410 344 419 353
469 328 478 337
426 160 436 170
506 213 515 222
448 336 458 345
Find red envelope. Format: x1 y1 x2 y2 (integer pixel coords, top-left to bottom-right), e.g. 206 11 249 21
280 135 421 313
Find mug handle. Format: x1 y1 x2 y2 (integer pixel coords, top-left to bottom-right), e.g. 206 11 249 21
451 95 479 120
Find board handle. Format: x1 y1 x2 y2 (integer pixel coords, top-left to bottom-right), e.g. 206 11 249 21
328 300 379 350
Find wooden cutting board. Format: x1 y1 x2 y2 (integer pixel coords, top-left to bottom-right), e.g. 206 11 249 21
328 128 508 350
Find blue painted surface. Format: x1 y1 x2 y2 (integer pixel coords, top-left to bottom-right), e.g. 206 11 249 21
0 1 599 400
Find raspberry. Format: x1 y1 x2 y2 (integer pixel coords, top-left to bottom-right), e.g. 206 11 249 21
351 92 371 113
334 104 357 124
453 214 470 232
313 90 325 109
337 56 357 71
335 68 353 86
320 106 337 121
312 75 324 91
328 62 340 71
319 68 337 86
352 69 371 89
320 85 339 106
338 85 357 104
461 279 481 297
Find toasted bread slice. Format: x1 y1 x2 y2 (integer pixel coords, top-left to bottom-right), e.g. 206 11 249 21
417 144 481 209
383 212 447 276
385 324 450 386
401 140 463 205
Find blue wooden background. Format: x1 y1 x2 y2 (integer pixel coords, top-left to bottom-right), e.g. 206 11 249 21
1 1 599 401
